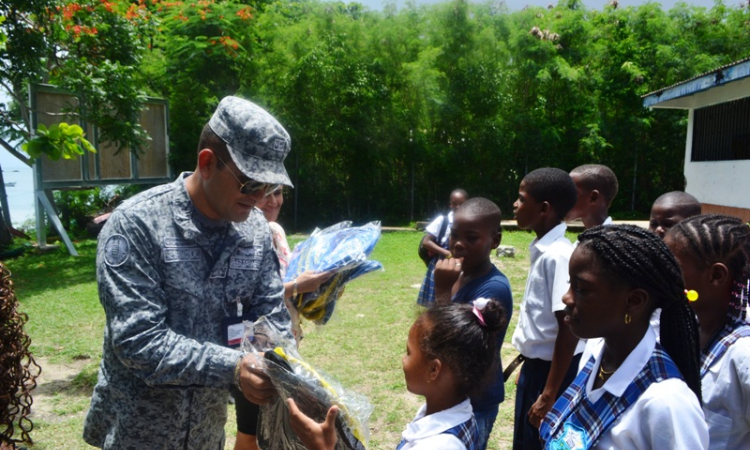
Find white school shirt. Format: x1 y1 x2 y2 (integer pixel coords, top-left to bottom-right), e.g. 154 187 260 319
584 327 708 450
398 398 473 450
425 211 454 248
702 335 750 450
512 223 583 360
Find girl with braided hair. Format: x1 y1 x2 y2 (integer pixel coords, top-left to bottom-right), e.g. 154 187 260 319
665 214 750 450
539 224 707 450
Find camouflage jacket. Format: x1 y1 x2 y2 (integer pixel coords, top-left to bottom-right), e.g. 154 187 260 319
83 173 291 450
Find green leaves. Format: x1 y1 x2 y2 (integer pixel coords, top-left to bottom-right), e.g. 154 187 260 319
22 123 97 161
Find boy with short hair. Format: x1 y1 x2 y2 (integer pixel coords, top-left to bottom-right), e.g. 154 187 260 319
565 164 619 229
416 188 468 305
648 191 701 238
511 168 583 450
433 197 513 450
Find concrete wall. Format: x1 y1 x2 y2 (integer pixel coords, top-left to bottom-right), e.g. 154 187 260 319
682 84 750 222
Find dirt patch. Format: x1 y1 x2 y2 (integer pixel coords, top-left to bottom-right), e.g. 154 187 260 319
29 356 93 422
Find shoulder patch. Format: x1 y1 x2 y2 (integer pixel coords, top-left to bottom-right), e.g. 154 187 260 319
104 234 130 267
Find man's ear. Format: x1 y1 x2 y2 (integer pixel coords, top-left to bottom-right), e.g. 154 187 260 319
197 149 215 180
540 200 551 215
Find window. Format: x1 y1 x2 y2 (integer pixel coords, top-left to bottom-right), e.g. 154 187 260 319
692 97 750 161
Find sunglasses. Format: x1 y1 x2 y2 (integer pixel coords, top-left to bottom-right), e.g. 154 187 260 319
215 155 280 197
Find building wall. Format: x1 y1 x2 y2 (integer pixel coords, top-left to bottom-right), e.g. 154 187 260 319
683 97 750 220
700 203 750 223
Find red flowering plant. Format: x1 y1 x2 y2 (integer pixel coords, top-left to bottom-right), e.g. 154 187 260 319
151 0 255 61
42 0 158 155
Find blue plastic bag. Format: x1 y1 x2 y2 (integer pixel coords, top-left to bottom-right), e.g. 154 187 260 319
284 221 383 324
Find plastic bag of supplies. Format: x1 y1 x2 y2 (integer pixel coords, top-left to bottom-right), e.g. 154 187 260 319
243 317 373 450
284 221 383 325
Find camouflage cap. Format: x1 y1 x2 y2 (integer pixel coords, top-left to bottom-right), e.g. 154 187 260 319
208 96 293 187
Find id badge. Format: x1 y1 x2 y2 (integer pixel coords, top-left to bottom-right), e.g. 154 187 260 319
221 313 256 348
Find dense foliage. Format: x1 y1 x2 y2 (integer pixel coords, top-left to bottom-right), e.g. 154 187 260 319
4 0 750 229
0 0 154 164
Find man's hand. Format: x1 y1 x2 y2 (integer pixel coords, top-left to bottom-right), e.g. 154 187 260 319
288 398 339 450
237 353 276 404
527 391 554 429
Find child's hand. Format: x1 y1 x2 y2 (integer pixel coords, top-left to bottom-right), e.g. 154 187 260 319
434 257 464 296
527 392 554 429
288 398 339 450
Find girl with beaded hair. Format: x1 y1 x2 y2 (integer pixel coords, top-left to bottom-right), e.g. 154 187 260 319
665 214 750 450
539 225 707 449
0 261 41 450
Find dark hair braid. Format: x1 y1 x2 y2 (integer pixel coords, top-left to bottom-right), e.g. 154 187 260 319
578 225 702 402
0 262 41 448
668 214 750 323
418 300 507 397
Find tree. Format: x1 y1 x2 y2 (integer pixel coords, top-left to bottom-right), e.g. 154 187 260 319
0 0 154 166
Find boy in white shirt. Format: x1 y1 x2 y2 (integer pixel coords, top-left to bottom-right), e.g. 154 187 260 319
511 167 583 450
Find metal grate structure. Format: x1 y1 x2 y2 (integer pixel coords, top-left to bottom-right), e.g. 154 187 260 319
692 97 750 162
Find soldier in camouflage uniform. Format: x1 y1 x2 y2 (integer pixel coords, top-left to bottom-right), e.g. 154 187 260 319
83 96 294 450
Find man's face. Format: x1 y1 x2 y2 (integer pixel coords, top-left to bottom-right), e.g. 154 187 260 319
204 157 268 223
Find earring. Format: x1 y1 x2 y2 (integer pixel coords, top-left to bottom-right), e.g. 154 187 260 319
685 289 699 302
624 313 631 325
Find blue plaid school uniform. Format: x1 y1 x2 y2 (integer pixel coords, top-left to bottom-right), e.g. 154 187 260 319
539 345 682 450
396 416 478 450
417 257 438 306
701 321 750 377
416 214 452 306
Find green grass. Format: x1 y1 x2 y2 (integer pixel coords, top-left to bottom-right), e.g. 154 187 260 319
6 229 556 450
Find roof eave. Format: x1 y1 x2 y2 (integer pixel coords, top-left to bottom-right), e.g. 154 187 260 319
642 58 750 109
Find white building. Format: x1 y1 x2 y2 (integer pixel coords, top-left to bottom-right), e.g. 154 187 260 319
643 57 750 222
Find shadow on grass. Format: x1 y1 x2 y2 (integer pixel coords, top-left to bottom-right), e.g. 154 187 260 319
6 240 98 298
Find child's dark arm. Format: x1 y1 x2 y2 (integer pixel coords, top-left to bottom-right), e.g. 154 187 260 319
527 311 579 429
421 234 451 258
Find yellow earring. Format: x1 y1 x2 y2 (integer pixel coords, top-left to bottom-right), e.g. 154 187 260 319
624 313 631 325
685 289 699 302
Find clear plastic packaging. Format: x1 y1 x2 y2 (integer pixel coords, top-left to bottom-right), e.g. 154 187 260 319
244 317 373 450
284 221 383 324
